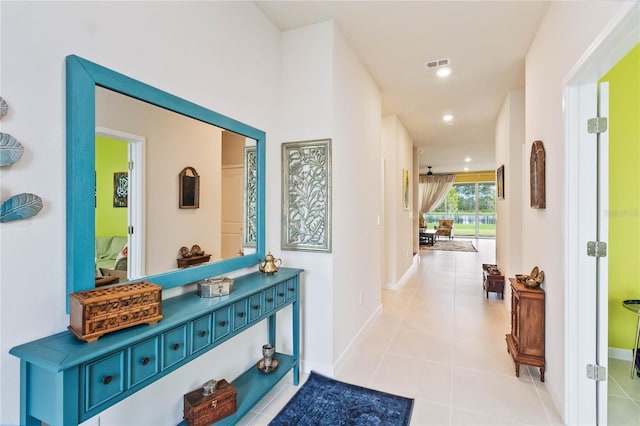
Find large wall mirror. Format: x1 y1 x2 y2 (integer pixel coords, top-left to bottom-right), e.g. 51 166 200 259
66 55 265 306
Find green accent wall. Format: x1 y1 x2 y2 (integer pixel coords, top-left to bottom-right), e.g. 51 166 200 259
601 43 640 350
95 135 128 237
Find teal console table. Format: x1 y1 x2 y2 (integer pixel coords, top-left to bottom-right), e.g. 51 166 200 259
10 268 302 425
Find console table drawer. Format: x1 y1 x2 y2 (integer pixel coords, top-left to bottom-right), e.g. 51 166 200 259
84 351 125 413
275 283 287 307
262 287 275 314
213 307 231 341
249 293 262 322
162 325 188 369
285 279 297 301
233 299 249 331
190 314 212 355
128 337 160 388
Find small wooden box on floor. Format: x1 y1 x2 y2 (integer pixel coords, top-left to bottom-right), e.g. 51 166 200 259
505 278 545 381
69 281 163 342
184 380 237 426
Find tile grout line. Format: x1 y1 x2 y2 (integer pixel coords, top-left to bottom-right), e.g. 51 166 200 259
368 261 423 389
608 371 640 410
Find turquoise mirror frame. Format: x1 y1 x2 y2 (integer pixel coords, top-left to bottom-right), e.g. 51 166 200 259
66 55 265 308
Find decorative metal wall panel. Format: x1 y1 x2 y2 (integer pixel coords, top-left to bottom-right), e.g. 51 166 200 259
281 139 331 252
244 147 257 247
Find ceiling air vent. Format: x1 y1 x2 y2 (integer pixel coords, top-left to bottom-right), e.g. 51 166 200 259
425 58 450 69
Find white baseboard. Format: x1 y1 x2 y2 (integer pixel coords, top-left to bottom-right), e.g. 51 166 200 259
609 347 633 361
384 257 418 290
333 303 384 375
300 359 335 377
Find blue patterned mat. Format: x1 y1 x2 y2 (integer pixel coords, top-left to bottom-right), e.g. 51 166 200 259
269 371 414 425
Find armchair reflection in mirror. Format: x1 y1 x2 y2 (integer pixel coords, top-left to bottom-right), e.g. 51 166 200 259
66 55 265 308
179 166 200 209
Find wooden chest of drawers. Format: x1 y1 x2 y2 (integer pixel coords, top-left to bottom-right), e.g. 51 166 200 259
69 281 163 342
506 278 545 381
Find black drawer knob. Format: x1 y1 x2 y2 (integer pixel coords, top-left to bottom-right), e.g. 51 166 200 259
199 330 207 337
266 298 273 303
102 375 113 385
171 343 180 351
288 288 295 292
219 320 227 327
278 293 284 297
238 312 245 318
142 357 150 365
252 305 260 310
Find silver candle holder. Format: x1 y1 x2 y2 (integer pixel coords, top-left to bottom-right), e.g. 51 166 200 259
262 344 275 368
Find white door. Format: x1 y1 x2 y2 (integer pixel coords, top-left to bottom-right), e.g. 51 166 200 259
566 80 609 425
594 83 610 425
564 3 638 423
221 164 244 258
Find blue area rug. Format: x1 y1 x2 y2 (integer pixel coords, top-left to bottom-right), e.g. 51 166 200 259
270 371 414 425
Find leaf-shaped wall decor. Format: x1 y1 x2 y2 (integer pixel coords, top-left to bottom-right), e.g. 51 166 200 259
0 193 43 223
0 133 24 166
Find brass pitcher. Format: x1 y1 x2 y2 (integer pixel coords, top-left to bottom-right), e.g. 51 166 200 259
259 252 282 275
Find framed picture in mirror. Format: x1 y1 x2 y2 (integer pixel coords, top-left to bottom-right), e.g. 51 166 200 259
179 166 200 209
113 172 128 207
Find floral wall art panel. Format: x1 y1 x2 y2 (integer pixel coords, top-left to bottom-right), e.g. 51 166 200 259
244 146 257 247
281 139 332 253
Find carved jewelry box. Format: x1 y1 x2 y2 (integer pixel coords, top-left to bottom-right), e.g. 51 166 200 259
183 379 237 426
69 281 163 342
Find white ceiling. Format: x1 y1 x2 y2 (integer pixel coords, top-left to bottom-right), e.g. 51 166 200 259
255 0 550 174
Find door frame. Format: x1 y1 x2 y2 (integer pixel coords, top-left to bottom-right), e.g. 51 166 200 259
563 2 639 424
96 126 146 279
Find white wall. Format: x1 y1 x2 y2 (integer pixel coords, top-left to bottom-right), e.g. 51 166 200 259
0 2 281 425
278 21 335 374
381 115 414 288
524 0 629 418
277 20 384 374
495 89 524 289
330 23 383 364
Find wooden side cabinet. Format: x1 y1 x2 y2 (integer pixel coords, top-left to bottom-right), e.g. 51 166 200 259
505 278 545 381
10 268 302 426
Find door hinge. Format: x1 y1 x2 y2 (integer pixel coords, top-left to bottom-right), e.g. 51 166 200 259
128 225 134 235
586 364 607 381
128 160 134 171
587 117 608 134
587 241 607 257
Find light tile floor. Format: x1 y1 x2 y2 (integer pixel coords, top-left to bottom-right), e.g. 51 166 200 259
237 238 636 425
608 358 640 425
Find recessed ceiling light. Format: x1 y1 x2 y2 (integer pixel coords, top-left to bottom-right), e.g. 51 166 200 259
437 67 451 77
443 114 454 123
464 167 469 172
465 157 471 162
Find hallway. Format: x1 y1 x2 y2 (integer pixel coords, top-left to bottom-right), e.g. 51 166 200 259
335 238 561 424
239 239 564 425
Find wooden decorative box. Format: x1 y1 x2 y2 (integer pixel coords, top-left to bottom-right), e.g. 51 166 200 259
184 379 237 426
69 281 163 342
